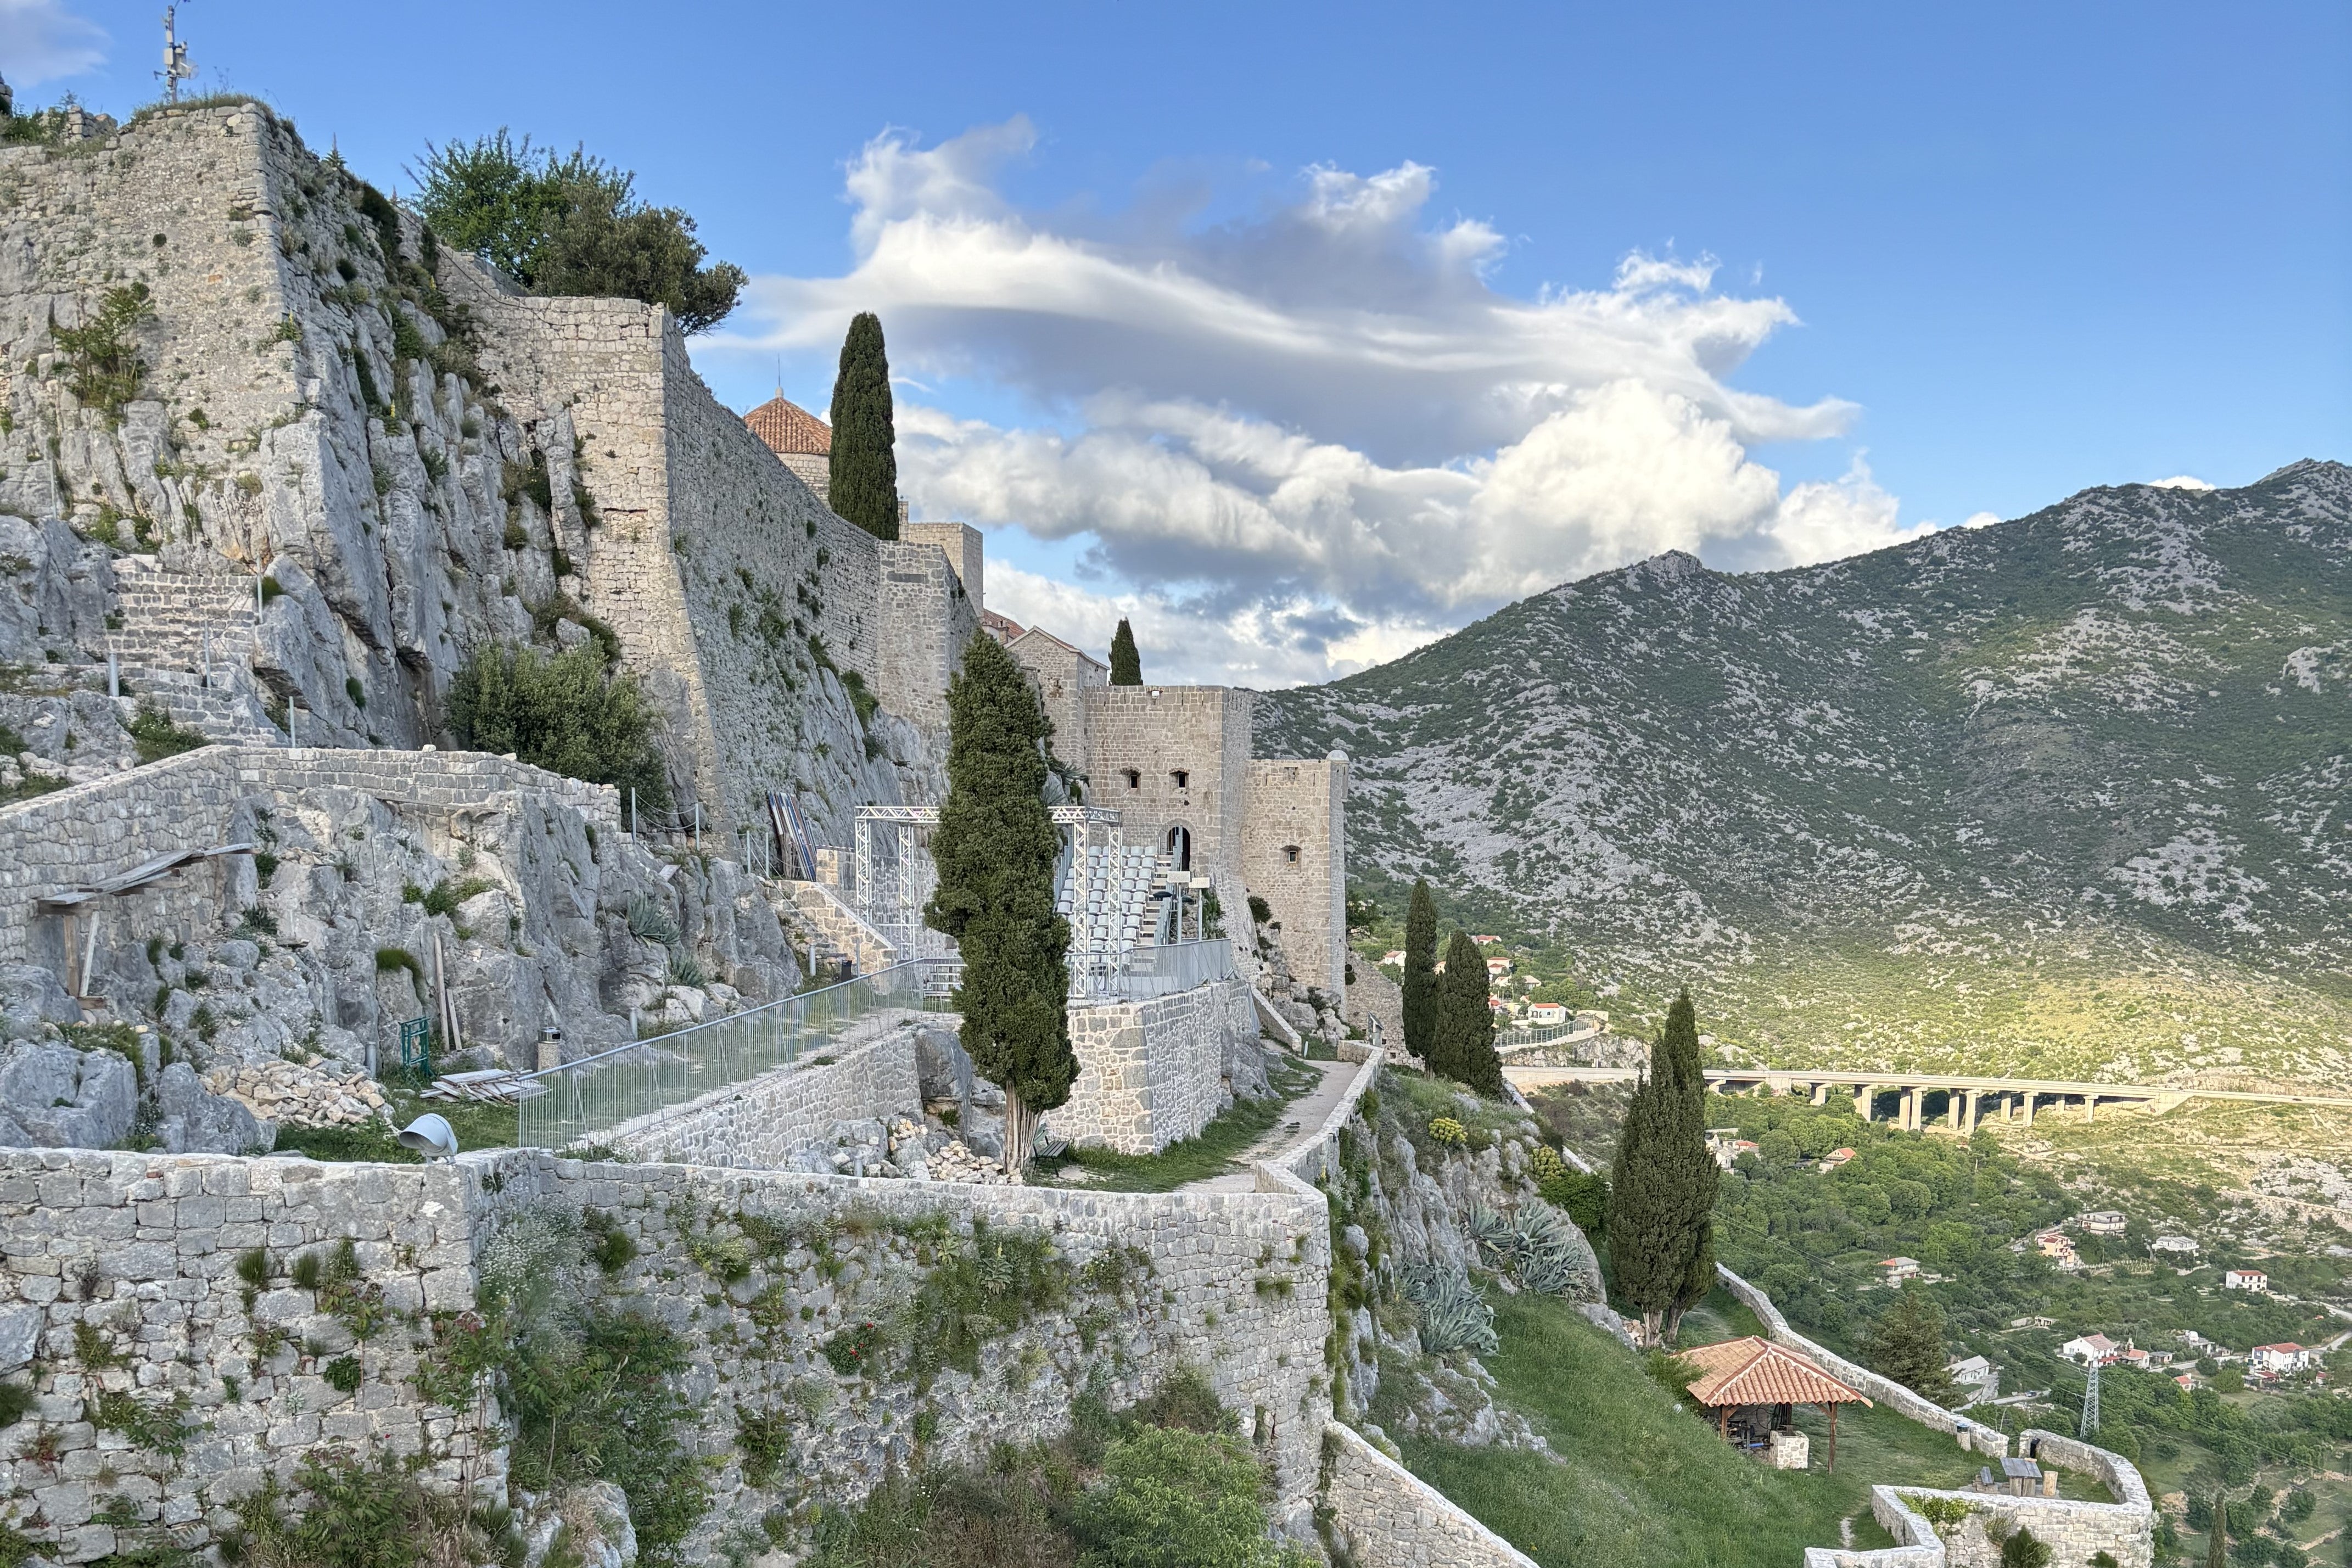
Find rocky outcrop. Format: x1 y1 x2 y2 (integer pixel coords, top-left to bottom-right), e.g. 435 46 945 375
0 1038 136 1147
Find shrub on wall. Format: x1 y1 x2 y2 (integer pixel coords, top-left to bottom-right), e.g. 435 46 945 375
447 643 669 810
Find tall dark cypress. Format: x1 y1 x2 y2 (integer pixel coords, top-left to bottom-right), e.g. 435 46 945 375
1609 992 1718 1344
922 633 1074 1172
1108 618 1142 686
2205 1493 2225 1568
1402 881 1438 1068
1432 929 1504 1095
827 311 900 541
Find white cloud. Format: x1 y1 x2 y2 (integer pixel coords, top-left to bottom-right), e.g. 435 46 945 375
0 0 105 87
714 120 1928 684
2143 475 2215 491
1961 511 2003 530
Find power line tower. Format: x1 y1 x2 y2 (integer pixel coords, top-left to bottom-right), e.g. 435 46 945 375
2079 1358 2101 1438
158 6 196 104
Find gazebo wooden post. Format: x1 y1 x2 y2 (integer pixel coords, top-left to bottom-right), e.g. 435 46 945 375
1718 1407 1728 1441
1828 1403 1838 1471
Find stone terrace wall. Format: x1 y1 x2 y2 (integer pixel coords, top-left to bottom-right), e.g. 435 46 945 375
1318 1421 1539 1568
0 743 617 966
466 1149 1333 1558
0 1150 496 1564
598 1015 925 1168
1718 1264 2011 1457
1054 975 1251 1154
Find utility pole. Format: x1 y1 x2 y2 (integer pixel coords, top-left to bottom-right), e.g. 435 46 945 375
158 7 195 104
2079 1358 2101 1438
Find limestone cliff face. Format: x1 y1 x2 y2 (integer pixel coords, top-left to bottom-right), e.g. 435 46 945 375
0 103 940 843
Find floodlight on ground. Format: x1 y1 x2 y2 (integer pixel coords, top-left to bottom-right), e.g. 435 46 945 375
397 1113 458 1161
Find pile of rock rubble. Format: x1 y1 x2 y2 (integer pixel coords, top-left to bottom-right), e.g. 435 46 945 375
202 1060 389 1128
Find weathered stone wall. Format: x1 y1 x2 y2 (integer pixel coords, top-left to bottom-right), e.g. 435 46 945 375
872 539 976 738
1053 975 1252 1153
900 521 982 606
600 1015 926 1168
1242 755 1348 1016
1084 686 1254 880
1873 1434 2154 1568
1004 629 1107 788
0 744 614 967
1317 1417 1539 1568
1717 1263 2011 1457
463 1148 1333 1560
0 1149 496 1564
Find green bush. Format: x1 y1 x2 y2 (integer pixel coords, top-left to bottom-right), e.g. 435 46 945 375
127 705 210 764
1073 1426 1311 1568
411 131 744 333
55 283 155 418
448 644 668 809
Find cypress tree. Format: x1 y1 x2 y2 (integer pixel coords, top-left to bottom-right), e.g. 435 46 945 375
1402 880 1438 1068
2204 1492 2225 1568
922 632 1074 1173
828 311 899 541
1108 618 1142 686
1432 929 1503 1095
1866 1280 1957 1403
1608 991 1718 1344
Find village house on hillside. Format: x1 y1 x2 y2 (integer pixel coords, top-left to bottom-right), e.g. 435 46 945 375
2224 1268 2269 1291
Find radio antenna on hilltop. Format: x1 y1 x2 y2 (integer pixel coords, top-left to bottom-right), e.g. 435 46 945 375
158 6 197 105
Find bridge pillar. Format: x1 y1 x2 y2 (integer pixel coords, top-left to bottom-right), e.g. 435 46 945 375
2021 1092 2036 1127
2085 1095 2096 1124
1900 1087 1919 1132
1856 1085 1869 1119
1945 1090 1962 1130
1963 1089 1980 1135
1811 1082 1828 1106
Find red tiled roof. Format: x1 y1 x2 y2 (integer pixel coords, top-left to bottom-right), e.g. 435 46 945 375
981 609 1027 643
1682 1337 1872 1409
746 394 831 456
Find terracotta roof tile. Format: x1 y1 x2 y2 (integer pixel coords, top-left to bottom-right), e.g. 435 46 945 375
746 394 832 456
1682 1337 1872 1408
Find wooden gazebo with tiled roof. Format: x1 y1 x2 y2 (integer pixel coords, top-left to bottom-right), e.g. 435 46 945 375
1682 1336 1872 1470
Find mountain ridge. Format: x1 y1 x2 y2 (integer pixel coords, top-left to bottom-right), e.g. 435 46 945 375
1255 460 2352 1088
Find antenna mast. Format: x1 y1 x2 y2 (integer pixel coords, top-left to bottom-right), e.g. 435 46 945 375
158 6 196 105
2079 1357 2101 1438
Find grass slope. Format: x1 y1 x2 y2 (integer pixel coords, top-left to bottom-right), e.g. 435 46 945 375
1392 1290 1977 1568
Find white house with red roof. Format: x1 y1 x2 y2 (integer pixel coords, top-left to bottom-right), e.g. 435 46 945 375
2250 1343 2316 1374
2223 1268 2269 1291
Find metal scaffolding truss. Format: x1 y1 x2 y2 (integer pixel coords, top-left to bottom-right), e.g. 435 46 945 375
851 805 1132 962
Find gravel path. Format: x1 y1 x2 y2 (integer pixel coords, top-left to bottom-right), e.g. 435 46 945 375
1185 1056 1358 1193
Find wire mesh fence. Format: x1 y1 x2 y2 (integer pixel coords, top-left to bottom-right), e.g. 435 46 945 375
515 959 945 1151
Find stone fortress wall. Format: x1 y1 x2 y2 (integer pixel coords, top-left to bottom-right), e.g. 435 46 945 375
1056 975 1256 1154
1079 686 1256 883
1242 755 1351 1007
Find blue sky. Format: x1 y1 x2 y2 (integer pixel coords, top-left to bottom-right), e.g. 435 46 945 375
8 0 2344 682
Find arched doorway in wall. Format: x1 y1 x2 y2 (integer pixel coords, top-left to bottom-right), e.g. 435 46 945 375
1165 824 1192 873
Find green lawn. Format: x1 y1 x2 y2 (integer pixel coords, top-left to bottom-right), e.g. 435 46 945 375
1034 1055 1321 1192
1392 1289 1985 1568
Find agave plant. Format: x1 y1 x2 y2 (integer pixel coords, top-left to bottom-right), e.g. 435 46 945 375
1512 1203 1593 1297
626 892 682 946
1465 1201 1519 1268
1401 1264 1498 1356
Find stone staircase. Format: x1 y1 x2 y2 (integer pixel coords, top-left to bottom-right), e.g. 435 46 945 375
107 558 259 670
778 878 898 975
119 664 287 747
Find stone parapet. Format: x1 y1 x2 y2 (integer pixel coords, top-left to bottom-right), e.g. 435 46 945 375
599 1015 926 1168
1317 1421 1540 1568
1717 1263 2010 1457
0 744 617 966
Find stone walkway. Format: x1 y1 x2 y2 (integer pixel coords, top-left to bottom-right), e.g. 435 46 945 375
1186 1055 1359 1193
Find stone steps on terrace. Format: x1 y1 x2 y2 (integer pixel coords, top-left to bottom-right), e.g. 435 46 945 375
105 558 260 670
779 878 898 973
119 665 288 747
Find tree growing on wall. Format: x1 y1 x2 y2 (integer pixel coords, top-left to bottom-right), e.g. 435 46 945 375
923 632 1075 1173
1865 1279 1957 1404
1432 929 1503 1095
1109 618 1143 685
410 130 744 332
1402 880 1438 1066
828 312 900 541
1608 991 1718 1345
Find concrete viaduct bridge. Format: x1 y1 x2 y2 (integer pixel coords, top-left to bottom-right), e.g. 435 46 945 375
1503 1065 2352 1135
